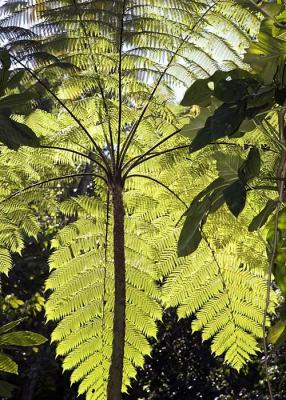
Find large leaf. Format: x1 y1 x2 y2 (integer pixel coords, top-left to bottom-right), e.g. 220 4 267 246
0 92 35 113
267 320 286 348
0 331 47 347
223 180 247 217
191 178 226 204
244 18 286 84
213 78 253 103
181 69 252 107
248 200 278 232
180 78 213 107
178 197 210 257
0 113 40 149
189 102 246 152
0 353 17 375
0 319 26 335
238 148 261 183
274 262 286 298
214 152 242 181
180 108 213 140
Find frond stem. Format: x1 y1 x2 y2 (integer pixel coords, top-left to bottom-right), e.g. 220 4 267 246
0 173 107 203
123 144 189 172
116 0 127 169
126 174 188 207
70 0 116 171
10 54 111 175
40 145 108 174
123 128 181 177
118 1 217 166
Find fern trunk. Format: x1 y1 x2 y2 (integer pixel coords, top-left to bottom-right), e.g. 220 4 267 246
108 183 126 400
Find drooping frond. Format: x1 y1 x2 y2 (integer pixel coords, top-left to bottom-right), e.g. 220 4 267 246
45 192 161 399
126 142 278 371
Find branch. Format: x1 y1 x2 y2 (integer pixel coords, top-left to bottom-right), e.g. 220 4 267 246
123 128 182 177
0 173 107 204
10 54 111 175
126 174 188 208
118 1 217 166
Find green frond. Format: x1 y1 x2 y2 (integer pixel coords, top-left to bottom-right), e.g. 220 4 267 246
46 193 161 398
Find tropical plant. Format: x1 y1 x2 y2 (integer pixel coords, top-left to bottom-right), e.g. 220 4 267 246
179 3 286 398
0 1 277 399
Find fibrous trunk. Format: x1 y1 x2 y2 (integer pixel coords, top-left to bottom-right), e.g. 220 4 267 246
107 183 126 400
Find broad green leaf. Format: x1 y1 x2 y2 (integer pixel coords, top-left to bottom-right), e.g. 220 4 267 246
0 114 40 149
0 380 17 398
245 19 286 83
180 108 213 140
0 331 47 347
274 262 286 298
238 148 261 183
209 190 226 213
0 319 26 335
213 79 250 103
239 118 256 134
186 178 230 221
178 198 210 257
180 79 212 107
214 152 242 181
223 180 246 217
0 353 18 375
191 178 226 204
246 85 275 109
0 92 35 113
190 102 246 152
267 320 286 347
248 200 278 232
181 69 252 107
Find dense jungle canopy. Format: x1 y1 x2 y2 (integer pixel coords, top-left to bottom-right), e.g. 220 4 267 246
1 0 286 399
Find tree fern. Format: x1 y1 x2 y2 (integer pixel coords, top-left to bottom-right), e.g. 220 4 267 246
0 1 270 399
